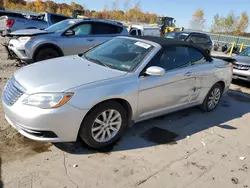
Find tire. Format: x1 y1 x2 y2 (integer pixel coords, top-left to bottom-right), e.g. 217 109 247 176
34 47 60 62
79 101 128 149
201 83 223 112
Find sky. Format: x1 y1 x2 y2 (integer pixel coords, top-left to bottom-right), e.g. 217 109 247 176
57 0 250 31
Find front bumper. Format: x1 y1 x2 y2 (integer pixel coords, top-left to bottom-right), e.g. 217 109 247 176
2 42 19 60
233 69 250 82
4 39 32 61
2 95 87 142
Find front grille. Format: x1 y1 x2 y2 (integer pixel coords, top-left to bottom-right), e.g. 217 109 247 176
2 76 25 106
232 62 250 71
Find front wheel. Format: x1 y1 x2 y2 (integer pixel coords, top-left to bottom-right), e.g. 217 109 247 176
79 101 128 149
34 47 60 62
201 83 223 112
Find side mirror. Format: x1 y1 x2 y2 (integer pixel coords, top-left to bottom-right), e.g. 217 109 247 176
145 66 165 76
65 30 75 36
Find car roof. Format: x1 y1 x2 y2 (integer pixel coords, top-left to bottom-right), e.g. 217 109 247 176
130 35 212 61
64 18 125 27
168 31 210 36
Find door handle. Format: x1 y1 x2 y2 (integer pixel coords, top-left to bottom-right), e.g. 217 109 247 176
87 38 94 41
184 72 193 76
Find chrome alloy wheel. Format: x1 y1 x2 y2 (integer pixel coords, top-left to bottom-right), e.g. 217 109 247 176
91 109 122 143
208 88 221 109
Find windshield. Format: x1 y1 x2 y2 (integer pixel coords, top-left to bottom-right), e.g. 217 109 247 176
239 47 250 56
164 32 189 41
82 38 154 72
45 19 76 33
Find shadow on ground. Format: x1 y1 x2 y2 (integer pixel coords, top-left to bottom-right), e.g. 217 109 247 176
54 88 250 155
232 79 250 88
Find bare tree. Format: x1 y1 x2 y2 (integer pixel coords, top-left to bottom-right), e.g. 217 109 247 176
134 0 141 11
112 0 119 10
123 0 131 12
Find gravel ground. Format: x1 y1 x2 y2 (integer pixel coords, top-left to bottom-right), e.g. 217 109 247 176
0 37 250 188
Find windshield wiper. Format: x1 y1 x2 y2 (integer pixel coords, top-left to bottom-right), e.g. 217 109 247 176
83 54 110 68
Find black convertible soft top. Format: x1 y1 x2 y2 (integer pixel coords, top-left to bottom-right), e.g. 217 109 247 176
131 36 213 62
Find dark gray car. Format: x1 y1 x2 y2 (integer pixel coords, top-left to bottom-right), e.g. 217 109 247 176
164 31 213 54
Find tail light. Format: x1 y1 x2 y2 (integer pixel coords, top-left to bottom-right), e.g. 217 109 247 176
6 19 15 28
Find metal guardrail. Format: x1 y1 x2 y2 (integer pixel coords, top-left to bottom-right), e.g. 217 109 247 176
184 29 250 47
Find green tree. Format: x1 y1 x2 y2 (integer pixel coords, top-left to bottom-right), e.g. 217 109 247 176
211 12 238 33
189 9 206 31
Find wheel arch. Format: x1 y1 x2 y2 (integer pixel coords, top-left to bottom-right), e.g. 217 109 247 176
216 81 225 92
32 43 64 61
80 98 133 129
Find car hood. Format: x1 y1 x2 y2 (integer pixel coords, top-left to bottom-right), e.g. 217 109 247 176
9 29 53 36
233 55 250 64
14 55 127 94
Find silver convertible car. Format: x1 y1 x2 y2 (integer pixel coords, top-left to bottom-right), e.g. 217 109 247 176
2 36 233 149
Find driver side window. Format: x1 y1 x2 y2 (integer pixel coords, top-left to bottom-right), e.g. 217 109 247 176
146 46 190 71
72 23 92 36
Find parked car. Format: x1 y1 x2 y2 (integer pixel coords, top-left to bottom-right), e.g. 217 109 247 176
5 18 129 63
164 31 213 54
230 47 250 82
2 36 233 149
0 11 70 36
128 24 161 37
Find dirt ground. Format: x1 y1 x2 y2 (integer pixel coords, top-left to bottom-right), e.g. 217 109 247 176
0 37 250 188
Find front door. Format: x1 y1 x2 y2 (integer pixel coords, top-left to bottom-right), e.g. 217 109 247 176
137 46 197 121
62 22 96 55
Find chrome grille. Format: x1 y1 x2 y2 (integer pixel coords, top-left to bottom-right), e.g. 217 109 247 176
2 77 25 106
232 62 250 71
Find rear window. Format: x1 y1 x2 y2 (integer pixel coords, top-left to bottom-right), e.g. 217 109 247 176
93 22 123 34
189 34 211 43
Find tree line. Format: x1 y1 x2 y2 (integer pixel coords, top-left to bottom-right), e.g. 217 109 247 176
189 9 249 37
0 0 158 24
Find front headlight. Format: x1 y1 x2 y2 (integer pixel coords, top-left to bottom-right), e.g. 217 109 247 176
18 36 35 44
22 93 74 109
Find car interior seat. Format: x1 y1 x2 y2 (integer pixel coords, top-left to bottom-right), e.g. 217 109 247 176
74 24 91 35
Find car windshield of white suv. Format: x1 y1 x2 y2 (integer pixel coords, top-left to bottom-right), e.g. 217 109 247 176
239 47 250 56
82 38 154 72
45 20 76 33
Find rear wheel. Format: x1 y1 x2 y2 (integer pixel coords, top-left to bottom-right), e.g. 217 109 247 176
201 83 223 112
34 47 60 62
79 101 128 149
